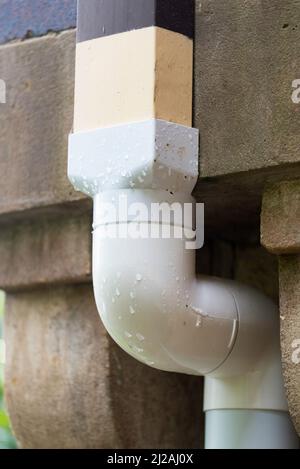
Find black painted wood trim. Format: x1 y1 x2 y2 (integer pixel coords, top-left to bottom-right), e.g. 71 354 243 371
77 0 195 43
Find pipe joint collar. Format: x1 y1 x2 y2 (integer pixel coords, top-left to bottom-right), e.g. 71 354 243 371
68 119 199 197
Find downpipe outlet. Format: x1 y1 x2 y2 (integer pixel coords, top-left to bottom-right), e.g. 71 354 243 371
69 120 299 449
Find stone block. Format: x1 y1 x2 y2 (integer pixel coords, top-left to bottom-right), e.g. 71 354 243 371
0 31 87 220
0 213 92 292
194 0 300 177
279 256 300 435
5 285 204 449
261 180 300 254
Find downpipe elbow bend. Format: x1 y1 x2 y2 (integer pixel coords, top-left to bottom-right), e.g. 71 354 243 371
92 190 286 410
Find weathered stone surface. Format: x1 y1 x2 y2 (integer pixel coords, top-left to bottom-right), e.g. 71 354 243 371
234 245 279 301
195 0 300 177
4 285 204 449
261 180 300 254
0 213 92 292
0 30 88 220
194 157 300 244
279 256 300 435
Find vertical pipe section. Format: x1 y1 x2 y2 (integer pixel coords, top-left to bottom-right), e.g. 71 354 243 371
74 0 195 132
205 410 299 449
77 0 195 43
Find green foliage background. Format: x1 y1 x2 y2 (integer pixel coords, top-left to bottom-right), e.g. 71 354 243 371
0 292 17 449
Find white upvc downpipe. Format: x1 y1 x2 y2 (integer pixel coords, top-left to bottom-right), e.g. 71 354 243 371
68 120 299 449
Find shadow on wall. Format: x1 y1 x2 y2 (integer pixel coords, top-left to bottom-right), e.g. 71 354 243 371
0 291 17 449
